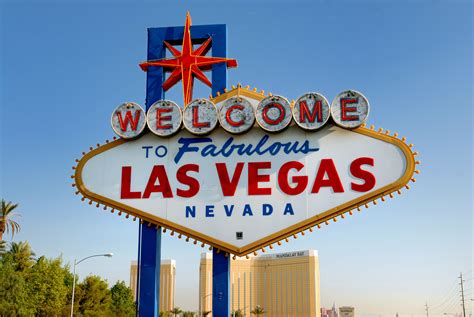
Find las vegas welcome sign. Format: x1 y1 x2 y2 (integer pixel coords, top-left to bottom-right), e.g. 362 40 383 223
73 86 418 257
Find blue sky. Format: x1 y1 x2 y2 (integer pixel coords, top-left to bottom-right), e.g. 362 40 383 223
1 0 472 315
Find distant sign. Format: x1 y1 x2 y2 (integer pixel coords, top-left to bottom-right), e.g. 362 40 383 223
74 87 417 256
272 251 308 259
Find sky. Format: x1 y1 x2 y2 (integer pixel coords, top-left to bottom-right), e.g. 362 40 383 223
1 0 472 316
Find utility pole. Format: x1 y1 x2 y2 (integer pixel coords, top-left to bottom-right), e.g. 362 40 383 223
459 273 466 317
425 302 429 317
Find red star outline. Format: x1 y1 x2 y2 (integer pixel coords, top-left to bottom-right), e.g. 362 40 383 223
139 12 238 105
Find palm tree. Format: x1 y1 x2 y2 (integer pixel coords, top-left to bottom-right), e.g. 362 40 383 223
251 305 265 316
0 200 21 240
203 311 211 316
8 241 35 271
0 240 6 255
169 307 183 317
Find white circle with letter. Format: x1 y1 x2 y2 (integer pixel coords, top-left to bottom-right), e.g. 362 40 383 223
183 99 218 135
255 95 292 132
147 100 182 137
292 92 330 131
330 90 369 129
218 97 255 134
111 102 146 139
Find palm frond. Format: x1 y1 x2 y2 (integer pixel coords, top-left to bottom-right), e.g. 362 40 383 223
1 200 21 239
1 200 19 217
0 240 6 255
7 220 21 238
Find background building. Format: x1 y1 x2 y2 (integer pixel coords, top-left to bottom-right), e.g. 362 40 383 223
339 306 355 317
321 304 338 317
130 260 176 313
199 250 320 317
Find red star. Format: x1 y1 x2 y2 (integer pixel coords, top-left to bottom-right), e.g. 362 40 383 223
140 12 238 105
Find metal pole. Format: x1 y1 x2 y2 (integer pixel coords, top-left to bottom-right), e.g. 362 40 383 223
137 224 161 316
210 24 231 317
460 273 466 317
213 249 230 317
69 254 112 317
136 24 166 316
70 259 77 317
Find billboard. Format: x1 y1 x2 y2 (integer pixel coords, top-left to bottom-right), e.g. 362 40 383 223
73 86 418 256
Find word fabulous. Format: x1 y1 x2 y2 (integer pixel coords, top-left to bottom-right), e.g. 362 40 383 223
111 90 369 139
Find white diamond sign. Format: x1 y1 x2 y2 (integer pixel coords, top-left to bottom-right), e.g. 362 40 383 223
74 88 417 256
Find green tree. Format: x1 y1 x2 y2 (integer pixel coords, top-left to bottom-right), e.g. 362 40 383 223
0 253 34 315
250 305 265 315
77 275 111 316
182 311 196 317
169 307 183 317
8 241 35 271
109 280 136 316
159 312 170 317
0 200 21 240
26 256 70 316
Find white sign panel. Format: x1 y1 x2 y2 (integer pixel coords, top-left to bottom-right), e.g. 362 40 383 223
75 124 415 255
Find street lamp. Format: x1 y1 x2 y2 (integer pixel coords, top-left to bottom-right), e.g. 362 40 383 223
70 253 113 317
200 293 212 317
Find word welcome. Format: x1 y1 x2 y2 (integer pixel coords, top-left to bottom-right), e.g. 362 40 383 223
111 90 369 139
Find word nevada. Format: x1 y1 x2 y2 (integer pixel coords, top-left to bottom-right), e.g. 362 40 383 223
111 90 369 138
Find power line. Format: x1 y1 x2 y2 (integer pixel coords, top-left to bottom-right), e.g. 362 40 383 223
430 278 459 306
431 284 463 313
443 297 462 315
432 295 461 315
428 271 473 315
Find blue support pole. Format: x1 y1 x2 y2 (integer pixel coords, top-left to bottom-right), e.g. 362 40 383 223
137 27 166 317
137 224 162 316
208 25 231 317
137 23 230 317
212 249 230 317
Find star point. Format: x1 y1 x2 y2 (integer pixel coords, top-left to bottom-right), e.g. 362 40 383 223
140 13 238 105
